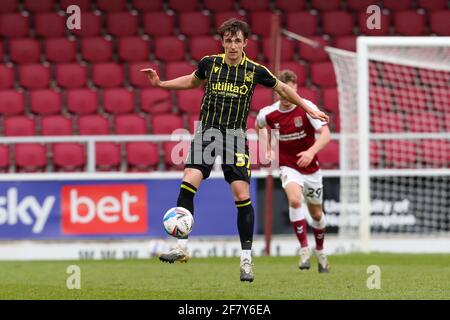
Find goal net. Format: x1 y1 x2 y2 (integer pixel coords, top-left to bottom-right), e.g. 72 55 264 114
274 28 450 252
328 37 450 251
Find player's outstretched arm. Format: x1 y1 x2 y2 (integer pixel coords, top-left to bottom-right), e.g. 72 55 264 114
274 82 329 122
297 125 331 167
140 69 204 90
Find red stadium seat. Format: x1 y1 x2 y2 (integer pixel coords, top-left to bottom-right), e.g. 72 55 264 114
52 143 86 172
35 13 66 37
0 145 9 172
78 115 110 135
187 113 201 133
71 12 102 37
189 36 222 61
154 37 185 62
279 61 306 85
317 140 339 169
60 0 91 11
44 38 77 63
371 112 405 133
322 11 354 36
179 12 211 37
0 13 29 37
245 38 259 60
114 114 147 134
420 140 450 168
346 0 378 11
132 0 163 11
92 63 124 88
383 0 412 11
106 12 138 36
143 12 175 36
203 0 234 12
165 61 196 80
298 87 319 105
15 144 48 172
311 0 340 11
358 11 391 36
431 88 450 112
370 86 394 112
96 0 126 12
286 11 318 36
118 37 150 62
0 44 3 62
263 37 295 62
0 91 25 115
151 114 184 134
418 0 447 10
0 0 17 13
168 0 199 12
213 11 246 29
0 65 15 89
81 37 113 62
177 89 204 114
394 11 426 36
298 36 330 62
430 11 450 36
96 142 121 171
128 62 161 88
380 63 415 87
240 0 270 11
322 87 339 114
103 88 134 114
249 11 274 37
275 0 306 11
30 89 61 115
444 113 450 132
55 63 88 89
251 87 273 112
369 141 382 167
384 140 417 168
140 88 172 114
406 113 441 133
24 0 55 12
4 116 36 136
126 142 159 171
9 39 40 64
246 114 256 130
163 141 190 170
67 89 99 114
19 64 50 89
41 115 72 136
333 36 356 52
310 62 336 87
394 87 430 112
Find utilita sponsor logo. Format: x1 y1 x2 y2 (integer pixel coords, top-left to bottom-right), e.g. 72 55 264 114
0 188 55 233
61 185 148 234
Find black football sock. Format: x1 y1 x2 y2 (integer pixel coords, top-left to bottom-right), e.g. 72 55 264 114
236 199 254 250
177 181 196 216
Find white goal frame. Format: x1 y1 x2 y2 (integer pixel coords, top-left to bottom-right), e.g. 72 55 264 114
356 37 450 252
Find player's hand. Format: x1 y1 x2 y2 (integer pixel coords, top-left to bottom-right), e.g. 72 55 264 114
140 68 162 87
263 150 276 164
309 110 329 122
296 149 315 167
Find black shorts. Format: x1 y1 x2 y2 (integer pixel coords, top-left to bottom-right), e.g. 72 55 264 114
184 129 251 184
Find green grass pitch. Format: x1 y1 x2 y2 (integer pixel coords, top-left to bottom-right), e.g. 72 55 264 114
0 253 448 300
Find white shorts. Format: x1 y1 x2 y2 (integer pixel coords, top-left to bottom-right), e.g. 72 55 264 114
280 166 323 205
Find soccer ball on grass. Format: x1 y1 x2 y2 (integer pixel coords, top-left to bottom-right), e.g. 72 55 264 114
162 207 194 237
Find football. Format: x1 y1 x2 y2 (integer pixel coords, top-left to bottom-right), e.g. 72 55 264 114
162 207 194 238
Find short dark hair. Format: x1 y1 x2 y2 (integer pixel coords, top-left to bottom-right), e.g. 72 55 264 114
278 70 297 84
218 18 250 39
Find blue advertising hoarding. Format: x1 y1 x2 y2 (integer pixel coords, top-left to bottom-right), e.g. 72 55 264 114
0 178 258 239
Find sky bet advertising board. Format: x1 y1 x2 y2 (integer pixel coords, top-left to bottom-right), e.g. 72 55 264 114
0 179 257 239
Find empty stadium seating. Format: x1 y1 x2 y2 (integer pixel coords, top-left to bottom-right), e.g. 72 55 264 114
0 0 447 172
